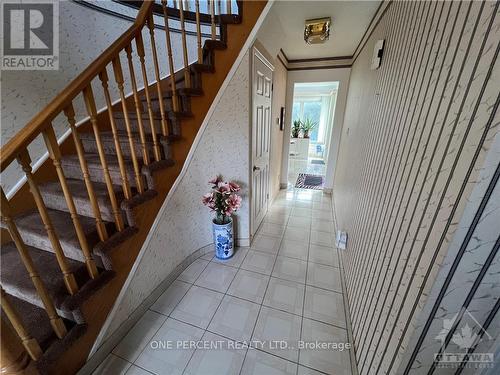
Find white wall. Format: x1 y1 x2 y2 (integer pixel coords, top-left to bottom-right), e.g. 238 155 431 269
96 50 251 345
1 1 198 194
254 4 287 59
281 68 351 190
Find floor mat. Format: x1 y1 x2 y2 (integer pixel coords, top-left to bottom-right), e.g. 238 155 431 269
310 159 325 165
295 173 324 190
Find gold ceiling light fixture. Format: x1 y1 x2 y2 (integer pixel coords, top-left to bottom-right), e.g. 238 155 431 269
304 17 331 45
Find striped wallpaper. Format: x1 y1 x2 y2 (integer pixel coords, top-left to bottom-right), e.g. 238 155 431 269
333 1 499 374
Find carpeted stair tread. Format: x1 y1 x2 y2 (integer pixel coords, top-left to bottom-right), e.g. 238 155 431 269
113 111 161 122
0 4 249 371
1 243 115 322
79 130 159 143
11 209 107 263
79 130 166 161
113 111 165 136
39 179 123 223
61 153 142 189
1 243 83 316
147 87 204 102
3 293 77 352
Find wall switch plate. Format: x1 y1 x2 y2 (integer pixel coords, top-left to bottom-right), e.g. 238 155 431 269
336 230 348 250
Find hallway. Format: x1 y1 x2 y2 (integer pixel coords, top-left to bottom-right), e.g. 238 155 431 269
93 188 353 375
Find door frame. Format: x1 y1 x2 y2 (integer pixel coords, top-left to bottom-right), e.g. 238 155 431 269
249 45 274 237
280 68 351 191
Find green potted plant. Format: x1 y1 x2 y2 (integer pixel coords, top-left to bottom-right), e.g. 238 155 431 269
291 119 302 138
301 117 318 138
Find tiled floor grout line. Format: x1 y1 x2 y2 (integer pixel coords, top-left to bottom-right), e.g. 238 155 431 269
241 192 343 374
105 190 347 375
178 249 245 375
160 278 348 332
338 248 359 375
165 305 330 374
110 352 157 375
126 259 212 375
108 271 202 369
237 202 291 375
159 244 344 373
174 222 288 375
297 205 313 375
332 195 358 375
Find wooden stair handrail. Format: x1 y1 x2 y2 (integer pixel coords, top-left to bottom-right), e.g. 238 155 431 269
1 0 248 368
122 0 241 25
0 1 154 172
0 0 263 371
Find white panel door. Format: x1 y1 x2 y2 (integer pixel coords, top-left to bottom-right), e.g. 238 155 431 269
251 48 273 233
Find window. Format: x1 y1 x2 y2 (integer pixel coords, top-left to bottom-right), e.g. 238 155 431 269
292 95 334 144
302 101 321 141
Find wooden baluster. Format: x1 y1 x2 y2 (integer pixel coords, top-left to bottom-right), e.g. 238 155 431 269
210 0 216 40
83 85 125 231
16 151 79 296
111 57 146 193
64 104 109 242
227 0 232 14
178 0 191 89
1 288 43 360
172 0 177 9
98 70 133 200
42 126 99 279
195 0 203 64
161 0 180 112
184 0 190 12
217 0 222 15
0 189 67 338
125 44 151 166
135 34 162 162
1 317 31 374
147 14 169 137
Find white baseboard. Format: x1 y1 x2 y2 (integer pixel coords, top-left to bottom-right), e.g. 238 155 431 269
77 244 213 375
87 0 275 360
236 238 250 247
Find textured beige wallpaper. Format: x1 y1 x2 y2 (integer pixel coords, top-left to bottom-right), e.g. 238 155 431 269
1 1 198 194
334 1 499 373
97 51 251 346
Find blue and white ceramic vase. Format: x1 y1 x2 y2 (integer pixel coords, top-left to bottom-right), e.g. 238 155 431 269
212 218 234 260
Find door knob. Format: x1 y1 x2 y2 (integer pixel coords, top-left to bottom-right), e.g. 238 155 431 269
253 166 260 171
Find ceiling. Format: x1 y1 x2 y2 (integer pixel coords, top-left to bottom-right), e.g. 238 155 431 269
294 82 338 96
271 0 381 60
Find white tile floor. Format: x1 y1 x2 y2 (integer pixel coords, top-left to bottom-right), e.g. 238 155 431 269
288 159 327 189
93 188 352 375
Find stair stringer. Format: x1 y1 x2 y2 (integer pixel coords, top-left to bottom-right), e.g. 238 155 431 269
40 2 270 374
88 0 273 361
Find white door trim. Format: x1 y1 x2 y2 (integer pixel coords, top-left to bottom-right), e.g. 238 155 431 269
250 45 274 237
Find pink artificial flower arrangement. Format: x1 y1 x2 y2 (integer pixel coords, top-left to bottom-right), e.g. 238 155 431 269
203 175 242 224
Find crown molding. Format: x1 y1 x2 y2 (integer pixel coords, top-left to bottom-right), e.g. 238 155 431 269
277 0 391 71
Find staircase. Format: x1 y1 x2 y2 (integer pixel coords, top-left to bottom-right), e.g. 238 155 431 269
0 1 266 374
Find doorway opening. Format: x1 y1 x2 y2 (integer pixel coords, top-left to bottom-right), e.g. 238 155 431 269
287 81 339 189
